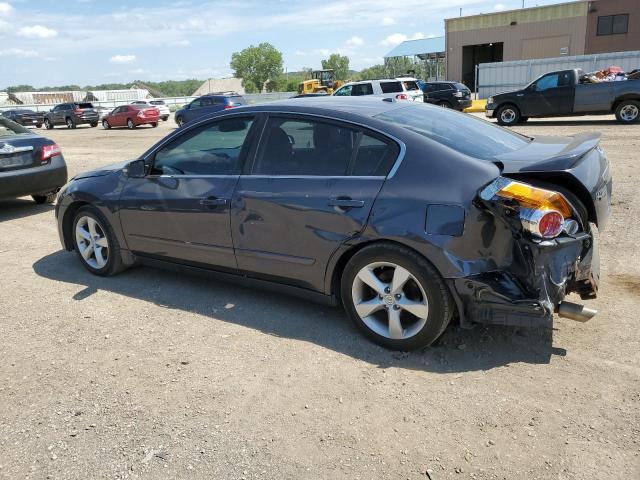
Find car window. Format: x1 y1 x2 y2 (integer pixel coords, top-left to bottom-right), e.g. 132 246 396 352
334 85 352 96
253 118 358 176
352 83 374 96
352 133 400 176
190 99 202 108
402 81 419 91
380 81 402 93
201 97 214 107
150 100 165 105
153 117 254 176
423 84 436 93
535 74 559 91
376 105 531 160
76 103 93 109
0 117 29 136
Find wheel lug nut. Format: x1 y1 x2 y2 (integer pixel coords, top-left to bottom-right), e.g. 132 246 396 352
384 287 390 294
393 305 400 310
379 295 383 300
395 294 401 299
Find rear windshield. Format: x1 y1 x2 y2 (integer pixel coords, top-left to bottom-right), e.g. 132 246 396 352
401 80 419 91
380 81 403 93
0 117 30 136
75 103 94 109
150 100 165 105
454 83 470 91
227 95 246 105
376 105 530 160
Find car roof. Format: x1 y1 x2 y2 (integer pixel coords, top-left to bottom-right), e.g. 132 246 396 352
343 79 403 86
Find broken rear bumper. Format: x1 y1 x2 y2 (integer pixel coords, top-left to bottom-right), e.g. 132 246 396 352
449 231 598 328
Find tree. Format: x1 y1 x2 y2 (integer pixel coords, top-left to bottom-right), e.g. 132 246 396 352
230 43 283 93
321 54 350 81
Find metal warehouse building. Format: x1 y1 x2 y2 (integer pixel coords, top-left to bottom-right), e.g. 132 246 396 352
445 0 640 89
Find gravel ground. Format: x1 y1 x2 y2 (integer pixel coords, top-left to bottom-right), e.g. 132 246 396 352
1 113 638 480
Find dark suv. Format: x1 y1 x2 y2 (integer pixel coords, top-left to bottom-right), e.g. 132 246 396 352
174 93 246 127
1 109 45 128
421 81 472 111
44 102 99 129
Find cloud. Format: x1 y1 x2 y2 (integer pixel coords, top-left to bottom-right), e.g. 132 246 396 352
0 2 12 15
345 36 364 48
110 54 136 64
381 17 395 26
295 50 306 56
18 25 58 38
0 48 39 58
494 3 505 10
380 32 425 47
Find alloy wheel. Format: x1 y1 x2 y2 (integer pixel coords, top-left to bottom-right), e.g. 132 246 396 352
75 216 109 269
351 262 429 340
620 104 639 122
500 108 516 124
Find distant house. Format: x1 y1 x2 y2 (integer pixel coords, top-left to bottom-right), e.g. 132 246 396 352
192 78 245 96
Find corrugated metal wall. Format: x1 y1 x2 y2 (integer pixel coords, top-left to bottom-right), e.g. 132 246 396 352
477 50 640 98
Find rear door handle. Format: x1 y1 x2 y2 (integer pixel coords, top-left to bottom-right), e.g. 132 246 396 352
328 198 365 208
200 196 228 206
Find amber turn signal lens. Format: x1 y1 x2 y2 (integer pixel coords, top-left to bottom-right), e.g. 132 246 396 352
496 181 573 218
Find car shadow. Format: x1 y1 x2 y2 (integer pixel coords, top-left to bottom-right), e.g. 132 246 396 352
33 250 566 373
0 198 54 222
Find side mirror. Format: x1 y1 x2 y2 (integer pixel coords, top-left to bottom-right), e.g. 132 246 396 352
124 159 146 178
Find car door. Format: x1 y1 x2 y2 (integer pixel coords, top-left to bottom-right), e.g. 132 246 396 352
230 114 400 292
525 72 574 117
52 105 65 124
118 115 258 268
184 98 202 123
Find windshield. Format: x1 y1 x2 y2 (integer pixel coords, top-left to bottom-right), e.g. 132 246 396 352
376 105 531 160
150 100 165 105
0 117 30 136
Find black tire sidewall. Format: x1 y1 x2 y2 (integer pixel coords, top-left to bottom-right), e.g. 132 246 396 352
341 244 452 350
497 105 520 126
72 206 122 276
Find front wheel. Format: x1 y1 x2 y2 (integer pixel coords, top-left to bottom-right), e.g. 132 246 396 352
496 105 521 126
90 122 98 127
72 206 125 276
102 119 111 129
341 243 453 350
437 101 452 108
44 118 53 130
176 116 184 127
151 122 158 128
66 117 76 129
615 100 640 124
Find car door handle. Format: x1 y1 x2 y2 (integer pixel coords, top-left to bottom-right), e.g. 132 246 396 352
516 93 524 96
200 197 228 206
328 198 365 208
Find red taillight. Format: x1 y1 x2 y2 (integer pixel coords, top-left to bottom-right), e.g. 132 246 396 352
74 108 82 115
395 93 408 100
538 211 564 238
41 143 61 164
224 105 235 110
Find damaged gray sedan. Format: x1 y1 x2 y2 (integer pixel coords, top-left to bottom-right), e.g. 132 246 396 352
55 98 611 350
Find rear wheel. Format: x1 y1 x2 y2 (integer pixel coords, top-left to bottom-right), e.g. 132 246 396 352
496 104 521 126
102 119 111 129
90 122 98 127
615 100 640 124
176 116 184 127
66 117 76 129
32 192 57 204
72 206 125 276
44 118 53 130
36 123 42 128
127 119 135 129
151 122 158 128
437 101 452 108
341 243 453 350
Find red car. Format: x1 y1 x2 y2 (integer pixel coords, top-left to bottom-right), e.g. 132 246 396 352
102 105 160 130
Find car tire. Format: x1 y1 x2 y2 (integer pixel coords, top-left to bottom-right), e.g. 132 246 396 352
151 122 158 128
162 116 169 121
340 243 453 351
44 118 53 130
36 123 42 129
72 206 125 277
90 122 98 127
127 119 135 129
66 117 76 129
615 100 640 124
102 119 111 129
496 104 521 126
32 192 57 204
176 116 184 127
437 101 452 108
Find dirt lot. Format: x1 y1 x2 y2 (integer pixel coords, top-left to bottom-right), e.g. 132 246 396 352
1 113 639 480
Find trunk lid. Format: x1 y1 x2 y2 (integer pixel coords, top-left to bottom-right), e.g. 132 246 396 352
0 135 48 172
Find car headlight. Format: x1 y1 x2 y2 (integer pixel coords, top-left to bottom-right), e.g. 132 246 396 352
488 97 494 104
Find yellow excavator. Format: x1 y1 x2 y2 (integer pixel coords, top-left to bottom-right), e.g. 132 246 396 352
298 69 344 95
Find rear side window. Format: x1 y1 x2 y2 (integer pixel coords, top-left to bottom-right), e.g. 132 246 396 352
376 105 530 160
334 85 352 96
352 83 374 96
380 81 402 93
0 117 29 136
401 81 419 91
252 117 398 176
153 117 254 175
76 103 93 109
150 100 165 105
228 96 246 105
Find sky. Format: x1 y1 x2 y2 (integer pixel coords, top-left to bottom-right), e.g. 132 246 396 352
1 0 568 89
